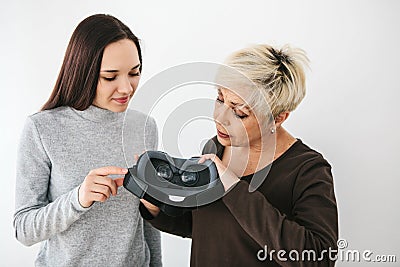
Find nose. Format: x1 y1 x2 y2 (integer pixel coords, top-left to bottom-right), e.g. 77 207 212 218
117 76 134 95
214 104 230 126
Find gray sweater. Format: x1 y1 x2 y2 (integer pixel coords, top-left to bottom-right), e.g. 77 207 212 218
14 105 162 267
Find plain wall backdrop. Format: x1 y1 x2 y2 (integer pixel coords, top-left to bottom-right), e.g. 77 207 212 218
1 0 399 266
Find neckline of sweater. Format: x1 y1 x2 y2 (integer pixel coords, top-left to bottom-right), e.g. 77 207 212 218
70 105 124 123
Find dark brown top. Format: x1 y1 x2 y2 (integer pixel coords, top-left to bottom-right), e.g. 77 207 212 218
140 137 338 266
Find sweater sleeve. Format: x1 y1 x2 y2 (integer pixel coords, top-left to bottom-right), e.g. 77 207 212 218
139 203 193 238
222 158 338 266
13 117 91 246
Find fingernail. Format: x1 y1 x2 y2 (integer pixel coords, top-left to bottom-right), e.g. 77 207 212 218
122 168 128 173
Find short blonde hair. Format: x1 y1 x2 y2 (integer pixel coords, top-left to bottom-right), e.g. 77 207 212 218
224 44 309 119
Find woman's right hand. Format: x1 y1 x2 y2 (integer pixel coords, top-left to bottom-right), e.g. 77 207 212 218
140 199 160 217
78 166 128 208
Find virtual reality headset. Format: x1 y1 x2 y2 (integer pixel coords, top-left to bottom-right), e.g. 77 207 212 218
123 151 224 216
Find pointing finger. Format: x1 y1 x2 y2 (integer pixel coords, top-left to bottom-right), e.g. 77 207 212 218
91 166 128 176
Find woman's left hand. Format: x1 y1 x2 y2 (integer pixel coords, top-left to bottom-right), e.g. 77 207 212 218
198 154 240 192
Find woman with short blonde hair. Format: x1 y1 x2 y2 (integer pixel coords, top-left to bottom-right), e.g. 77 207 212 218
226 44 308 118
141 44 338 266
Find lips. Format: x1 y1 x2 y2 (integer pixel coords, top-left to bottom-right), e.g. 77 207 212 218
113 96 129 104
217 129 230 139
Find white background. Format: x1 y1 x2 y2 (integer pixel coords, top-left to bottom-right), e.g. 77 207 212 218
1 0 400 266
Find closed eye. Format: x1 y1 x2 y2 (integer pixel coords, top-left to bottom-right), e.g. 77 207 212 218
103 76 116 81
234 112 248 119
216 97 249 119
129 71 140 77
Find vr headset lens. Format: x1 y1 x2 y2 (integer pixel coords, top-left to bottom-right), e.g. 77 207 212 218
154 162 199 186
156 164 173 181
145 155 208 188
181 171 198 186
124 151 224 208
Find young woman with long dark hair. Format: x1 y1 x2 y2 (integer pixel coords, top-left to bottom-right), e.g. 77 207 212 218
14 14 161 266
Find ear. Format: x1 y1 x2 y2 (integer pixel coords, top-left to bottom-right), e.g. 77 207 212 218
274 111 290 128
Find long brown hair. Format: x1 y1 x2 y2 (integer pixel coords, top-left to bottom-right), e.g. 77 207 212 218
41 14 142 111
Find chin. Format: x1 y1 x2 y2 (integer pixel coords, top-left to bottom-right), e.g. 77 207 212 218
109 104 128 113
116 107 128 113
217 136 232 146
